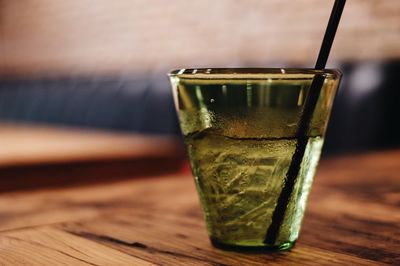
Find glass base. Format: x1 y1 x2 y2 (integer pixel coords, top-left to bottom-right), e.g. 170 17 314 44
210 237 295 252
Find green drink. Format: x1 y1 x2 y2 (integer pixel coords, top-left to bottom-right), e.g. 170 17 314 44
169 68 341 250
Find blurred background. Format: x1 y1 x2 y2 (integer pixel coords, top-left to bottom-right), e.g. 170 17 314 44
0 0 399 190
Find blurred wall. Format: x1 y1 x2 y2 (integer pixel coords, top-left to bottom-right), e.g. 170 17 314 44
1 0 399 76
0 0 399 152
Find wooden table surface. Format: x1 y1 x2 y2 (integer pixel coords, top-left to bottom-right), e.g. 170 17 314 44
0 123 181 167
0 149 399 265
0 124 184 192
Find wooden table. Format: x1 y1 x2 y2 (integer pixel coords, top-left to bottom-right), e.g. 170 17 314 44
0 124 184 191
0 123 182 167
0 149 399 265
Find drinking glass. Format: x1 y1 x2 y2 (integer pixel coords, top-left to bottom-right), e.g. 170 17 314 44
169 68 341 250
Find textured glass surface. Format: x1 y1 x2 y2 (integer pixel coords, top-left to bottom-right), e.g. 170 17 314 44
169 68 341 250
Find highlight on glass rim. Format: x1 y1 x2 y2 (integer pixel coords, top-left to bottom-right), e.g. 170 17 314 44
1 0 399 264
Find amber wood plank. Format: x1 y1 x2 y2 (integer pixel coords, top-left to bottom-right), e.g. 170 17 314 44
0 227 154 265
57 211 385 266
0 123 181 167
0 123 183 191
0 149 398 265
0 174 183 231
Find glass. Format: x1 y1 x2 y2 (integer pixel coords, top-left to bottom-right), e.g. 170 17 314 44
168 68 342 251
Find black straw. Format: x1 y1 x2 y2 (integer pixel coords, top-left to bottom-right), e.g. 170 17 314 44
315 0 347 70
264 0 346 245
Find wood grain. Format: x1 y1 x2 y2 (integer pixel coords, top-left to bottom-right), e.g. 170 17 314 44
0 227 154 265
0 149 399 265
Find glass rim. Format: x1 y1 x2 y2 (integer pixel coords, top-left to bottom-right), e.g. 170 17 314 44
168 68 342 79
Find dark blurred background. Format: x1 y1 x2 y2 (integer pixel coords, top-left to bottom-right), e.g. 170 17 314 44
0 0 399 155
